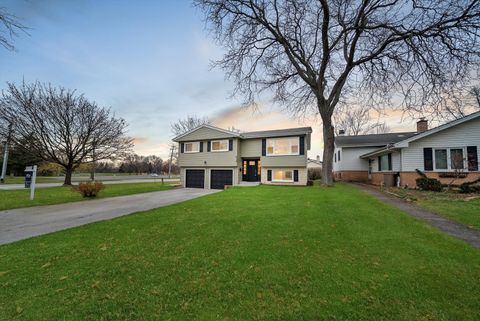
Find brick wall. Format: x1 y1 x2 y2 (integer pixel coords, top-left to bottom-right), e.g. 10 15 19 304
400 171 480 187
333 171 369 182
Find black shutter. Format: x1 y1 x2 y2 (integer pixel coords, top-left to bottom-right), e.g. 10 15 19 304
294 170 299 182
388 153 392 171
338 150 341 161
180 143 184 153
424 148 433 171
207 141 211 152
199 142 203 152
229 139 233 151
334 153 336 163
299 136 305 155
467 146 478 171
378 156 381 171
262 139 266 156
267 170 272 181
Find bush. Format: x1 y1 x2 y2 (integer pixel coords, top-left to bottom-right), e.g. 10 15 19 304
416 177 442 192
74 181 105 198
459 183 480 194
308 168 322 181
306 180 314 186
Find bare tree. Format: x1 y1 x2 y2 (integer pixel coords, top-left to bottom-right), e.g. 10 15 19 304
334 104 390 135
195 0 480 185
171 115 211 136
0 7 28 51
0 82 133 185
471 86 480 108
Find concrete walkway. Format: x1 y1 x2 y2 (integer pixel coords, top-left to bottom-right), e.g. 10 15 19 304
351 183 480 249
0 188 219 245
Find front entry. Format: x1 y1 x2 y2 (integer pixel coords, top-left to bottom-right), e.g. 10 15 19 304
243 159 261 182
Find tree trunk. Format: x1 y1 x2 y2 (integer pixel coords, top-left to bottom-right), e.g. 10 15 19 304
321 115 335 186
64 167 73 186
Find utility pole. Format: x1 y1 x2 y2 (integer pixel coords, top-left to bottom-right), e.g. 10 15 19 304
1 122 13 184
168 144 176 179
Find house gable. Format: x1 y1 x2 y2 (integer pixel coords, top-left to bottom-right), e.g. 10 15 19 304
173 125 241 142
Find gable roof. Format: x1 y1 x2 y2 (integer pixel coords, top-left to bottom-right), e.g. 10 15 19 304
241 127 312 139
335 132 417 148
394 111 480 148
173 124 241 142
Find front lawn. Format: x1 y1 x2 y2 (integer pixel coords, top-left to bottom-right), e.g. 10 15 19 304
0 182 174 211
385 187 480 230
0 184 479 320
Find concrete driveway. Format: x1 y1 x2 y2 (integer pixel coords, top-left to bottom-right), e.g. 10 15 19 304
0 188 219 245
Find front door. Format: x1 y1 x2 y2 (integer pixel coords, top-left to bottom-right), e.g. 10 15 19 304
243 159 260 181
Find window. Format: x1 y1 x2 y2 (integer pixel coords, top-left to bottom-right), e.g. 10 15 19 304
272 169 293 182
184 142 199 153
434 149 448 170
266 137 299 156
211 140 228 152
450 148 464 170
378 154 392 171
433 147 466 171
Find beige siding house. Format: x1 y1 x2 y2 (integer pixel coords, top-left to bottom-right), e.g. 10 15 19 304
333 112 480 187
173 125 312 189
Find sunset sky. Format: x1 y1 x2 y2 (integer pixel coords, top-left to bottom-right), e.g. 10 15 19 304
1 0 419 160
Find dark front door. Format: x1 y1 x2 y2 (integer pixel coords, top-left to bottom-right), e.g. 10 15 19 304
244 159 260 182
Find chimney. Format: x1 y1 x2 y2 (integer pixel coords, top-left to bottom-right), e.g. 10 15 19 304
316 155 320 162
338 129 345 135
416 118 428 133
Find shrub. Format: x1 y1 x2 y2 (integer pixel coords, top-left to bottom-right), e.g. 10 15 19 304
306 180 314 186
416 177 442 192
459 183 480 194
308 168 322 181
74 181 105 198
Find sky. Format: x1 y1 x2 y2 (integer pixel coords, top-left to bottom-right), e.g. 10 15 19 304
0 0 418 160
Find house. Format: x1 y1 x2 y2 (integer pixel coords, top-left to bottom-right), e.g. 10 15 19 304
333 111 480 187
307 156 323 169
173 125 312 189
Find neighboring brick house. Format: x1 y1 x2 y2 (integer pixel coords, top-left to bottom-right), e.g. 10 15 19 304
173 125 312 189
333 111 480 187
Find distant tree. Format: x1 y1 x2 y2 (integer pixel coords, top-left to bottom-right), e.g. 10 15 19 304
171 115 211 136
195 0 480 185
0 7 28 51
334 104 390 135
0 81 133 185
471 86 480 109
0 137 43 176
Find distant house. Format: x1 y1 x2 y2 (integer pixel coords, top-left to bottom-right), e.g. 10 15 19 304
333 111 480 187
173 125 312 189
307 156 322 170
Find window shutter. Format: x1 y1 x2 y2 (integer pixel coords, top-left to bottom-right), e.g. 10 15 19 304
294 170 299 182
467 146 478 171
423 148 433 171
299 136 305 155
338 150 341 161
267 169 272 181
199 142 203 152
180 143 184 153
378 156 381 171
334 153 336 163
229 139 233 151
388 153 392 171
207 141 211 152
262 139 266 156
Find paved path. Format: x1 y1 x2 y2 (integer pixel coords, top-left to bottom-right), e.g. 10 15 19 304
351 183 480 249
0 188 219 245
0 178 180 190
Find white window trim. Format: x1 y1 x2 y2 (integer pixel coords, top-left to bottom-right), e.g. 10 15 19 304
433 147 467 171
266 137 300 156
211 139 229 152
184 142 200 153
272 169 294 183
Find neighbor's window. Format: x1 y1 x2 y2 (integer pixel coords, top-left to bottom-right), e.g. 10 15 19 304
267 137 299 156
450 148 464 170
379 154 391 171
434 149 448 170
184 142 199 153
272 170 293 182
211 140 229 152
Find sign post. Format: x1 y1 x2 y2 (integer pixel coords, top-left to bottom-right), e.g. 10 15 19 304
25 165 37 201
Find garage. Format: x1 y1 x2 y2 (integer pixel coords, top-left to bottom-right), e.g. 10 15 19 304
185 169 205 188
210 170 233 189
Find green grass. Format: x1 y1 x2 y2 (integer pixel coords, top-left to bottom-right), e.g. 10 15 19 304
0 182 174 211
386 187 480 230
0 184 479 321
1 176 58 184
